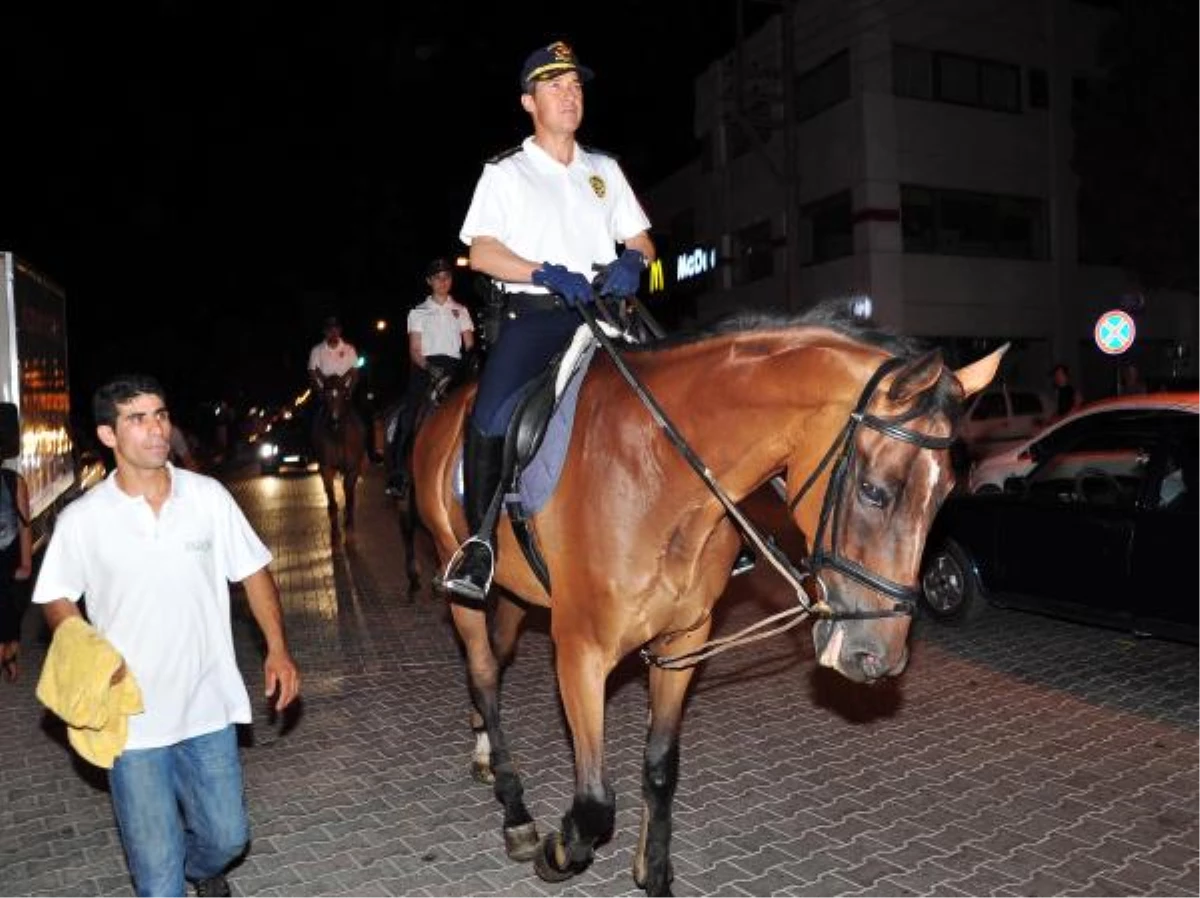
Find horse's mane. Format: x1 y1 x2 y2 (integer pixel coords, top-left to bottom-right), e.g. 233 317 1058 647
631 297 922 356
627 296 963 421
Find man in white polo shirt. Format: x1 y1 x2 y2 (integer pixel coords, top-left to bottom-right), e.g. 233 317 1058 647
33 373 300 898
307 315 359 394
386 256 476 497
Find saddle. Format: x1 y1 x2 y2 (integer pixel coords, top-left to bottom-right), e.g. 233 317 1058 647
467 326 607 594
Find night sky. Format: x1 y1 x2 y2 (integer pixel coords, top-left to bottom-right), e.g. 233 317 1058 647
4 2 767 421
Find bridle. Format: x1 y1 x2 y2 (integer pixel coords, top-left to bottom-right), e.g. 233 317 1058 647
641 355 956 669
785 355 956 619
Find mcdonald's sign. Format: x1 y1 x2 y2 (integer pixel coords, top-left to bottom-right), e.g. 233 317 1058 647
648 258 666 294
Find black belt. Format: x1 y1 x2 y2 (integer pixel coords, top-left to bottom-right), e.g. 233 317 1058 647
505 293 564 315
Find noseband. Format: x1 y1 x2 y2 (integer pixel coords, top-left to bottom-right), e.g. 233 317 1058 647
786 356 955 620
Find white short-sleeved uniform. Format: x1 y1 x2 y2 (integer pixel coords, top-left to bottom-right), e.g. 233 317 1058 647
407 297 474 359
308 340 359 377
459 136 651 294
32 466 273 750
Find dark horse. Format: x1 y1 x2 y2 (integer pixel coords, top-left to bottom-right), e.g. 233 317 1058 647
390 358 475 592
312 373 367 535
411 301 1004 895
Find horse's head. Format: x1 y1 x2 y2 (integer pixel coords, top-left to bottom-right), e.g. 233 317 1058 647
318 377 352 431
789 344 1004 684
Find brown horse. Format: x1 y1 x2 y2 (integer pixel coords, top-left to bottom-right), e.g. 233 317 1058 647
312 374 366 535
412 301 1003 895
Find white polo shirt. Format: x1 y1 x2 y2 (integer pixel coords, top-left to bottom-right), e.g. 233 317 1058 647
308 339 359 377
33 466 273 750
459 136 651 295
407 297 474 359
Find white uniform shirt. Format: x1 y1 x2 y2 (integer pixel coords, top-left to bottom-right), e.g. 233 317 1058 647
407 297 474 359
459 136 651 294
308 339 359 377
32 466 273 750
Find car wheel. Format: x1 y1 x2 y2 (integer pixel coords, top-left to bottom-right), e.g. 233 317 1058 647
920 539 987 622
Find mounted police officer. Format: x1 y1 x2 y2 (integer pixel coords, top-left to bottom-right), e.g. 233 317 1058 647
386 257 476 498
440 40 656 602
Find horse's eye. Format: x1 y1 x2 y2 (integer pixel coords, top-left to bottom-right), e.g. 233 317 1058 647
859 480 889 508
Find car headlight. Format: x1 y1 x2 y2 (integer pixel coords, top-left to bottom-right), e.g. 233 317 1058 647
259 442 278 459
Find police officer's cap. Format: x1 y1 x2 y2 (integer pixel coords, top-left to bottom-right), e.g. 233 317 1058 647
520 41 593 91
426 257 454 277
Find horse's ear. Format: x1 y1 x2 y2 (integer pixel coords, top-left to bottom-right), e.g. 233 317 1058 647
954 343 1009 399
887 350 944 403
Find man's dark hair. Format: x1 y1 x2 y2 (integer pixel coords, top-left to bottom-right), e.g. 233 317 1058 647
93 374 168 428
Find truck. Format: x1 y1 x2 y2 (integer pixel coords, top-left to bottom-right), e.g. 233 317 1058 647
0 251 81 551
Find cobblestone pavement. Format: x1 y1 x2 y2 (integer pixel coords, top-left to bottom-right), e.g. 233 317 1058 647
2 463 1196 896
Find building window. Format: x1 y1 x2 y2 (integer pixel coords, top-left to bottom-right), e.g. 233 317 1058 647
1028 68 1049 109
802 191 853 264
901 185 1047 259
893 45 1021 113
734 219 774 285
893 45 932 99
793 50 850 123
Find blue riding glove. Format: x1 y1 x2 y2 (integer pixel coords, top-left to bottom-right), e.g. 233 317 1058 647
532 263 594 307
597 249 646 298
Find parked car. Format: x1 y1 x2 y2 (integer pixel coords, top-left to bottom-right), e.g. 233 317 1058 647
957 384 1051 462
969 392 1200 493
921 394 1198 643
258 417 316 475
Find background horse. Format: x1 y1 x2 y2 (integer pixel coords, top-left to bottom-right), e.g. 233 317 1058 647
412 301 1003 896
390 358 475 593
312 373 366 535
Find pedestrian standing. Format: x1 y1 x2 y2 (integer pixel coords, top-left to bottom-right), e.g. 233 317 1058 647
1050 363 1083 422
32 373 300 897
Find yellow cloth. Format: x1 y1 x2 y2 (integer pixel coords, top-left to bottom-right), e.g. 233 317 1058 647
35 616 144 769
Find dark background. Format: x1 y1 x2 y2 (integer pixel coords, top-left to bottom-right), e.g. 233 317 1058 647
3 1 770 426
2 1 1192 438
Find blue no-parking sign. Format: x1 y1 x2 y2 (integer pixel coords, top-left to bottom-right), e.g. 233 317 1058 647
1094 309 1136 355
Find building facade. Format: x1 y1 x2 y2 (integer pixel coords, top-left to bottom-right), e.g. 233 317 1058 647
642 0 1197 400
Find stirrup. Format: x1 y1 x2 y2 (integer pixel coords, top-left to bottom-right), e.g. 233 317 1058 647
436 536 495 602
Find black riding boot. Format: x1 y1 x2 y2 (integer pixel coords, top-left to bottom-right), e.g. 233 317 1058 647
441 424 505 602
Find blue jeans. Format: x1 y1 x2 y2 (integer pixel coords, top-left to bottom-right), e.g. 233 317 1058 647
108 725 249 897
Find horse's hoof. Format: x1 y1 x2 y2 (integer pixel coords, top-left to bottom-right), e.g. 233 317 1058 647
532 832 586 883
470 761 495 785
504 822 540 862
634 858 675 892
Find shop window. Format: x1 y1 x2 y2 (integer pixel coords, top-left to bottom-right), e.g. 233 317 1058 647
794 50 850 123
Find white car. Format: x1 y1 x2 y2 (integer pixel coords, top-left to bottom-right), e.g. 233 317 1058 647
958 385 1051 462
968 391 1200 493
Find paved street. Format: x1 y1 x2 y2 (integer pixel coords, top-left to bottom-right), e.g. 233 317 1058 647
2 462 1197 897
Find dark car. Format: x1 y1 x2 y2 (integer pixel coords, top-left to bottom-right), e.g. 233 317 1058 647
258 416 316 475
920 395 1198 643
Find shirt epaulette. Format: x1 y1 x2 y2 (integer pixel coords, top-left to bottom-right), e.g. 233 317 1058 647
580 144 619 162
485 145 523 165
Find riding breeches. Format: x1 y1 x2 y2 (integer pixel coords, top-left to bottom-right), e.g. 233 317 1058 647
470 308 579 438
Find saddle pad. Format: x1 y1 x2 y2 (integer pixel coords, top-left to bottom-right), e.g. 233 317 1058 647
453 334 600 515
